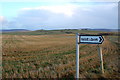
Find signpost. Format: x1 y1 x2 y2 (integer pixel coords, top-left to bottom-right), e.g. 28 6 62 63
97 45 104 74
76 33 104 79
76 33 79 79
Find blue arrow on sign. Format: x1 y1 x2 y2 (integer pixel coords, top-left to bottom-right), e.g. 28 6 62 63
79 35 104 44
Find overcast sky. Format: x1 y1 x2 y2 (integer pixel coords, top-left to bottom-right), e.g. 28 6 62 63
0 1 118 30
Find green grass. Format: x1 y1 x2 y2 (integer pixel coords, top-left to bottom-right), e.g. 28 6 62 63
2 29 103 35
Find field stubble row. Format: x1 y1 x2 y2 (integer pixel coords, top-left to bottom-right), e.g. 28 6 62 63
2 34 119 78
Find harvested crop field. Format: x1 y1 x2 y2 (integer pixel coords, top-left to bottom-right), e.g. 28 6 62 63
2 33 120 78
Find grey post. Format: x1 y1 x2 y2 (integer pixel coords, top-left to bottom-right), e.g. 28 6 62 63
98 45 104 74
76 33 79 79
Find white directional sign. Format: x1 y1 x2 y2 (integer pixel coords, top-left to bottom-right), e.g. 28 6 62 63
79 35 104 44
76 34 104 78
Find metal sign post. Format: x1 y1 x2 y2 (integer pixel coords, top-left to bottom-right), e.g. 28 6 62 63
97 45 104 74
76 33 79 79
76 34 104 78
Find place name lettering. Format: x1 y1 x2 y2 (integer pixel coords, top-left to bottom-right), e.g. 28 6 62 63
81 38 98 41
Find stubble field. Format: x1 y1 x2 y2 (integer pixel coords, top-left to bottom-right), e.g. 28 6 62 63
2 33 119 78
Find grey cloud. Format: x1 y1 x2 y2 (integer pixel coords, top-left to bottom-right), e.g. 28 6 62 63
71 4 118 29
2 3 118 30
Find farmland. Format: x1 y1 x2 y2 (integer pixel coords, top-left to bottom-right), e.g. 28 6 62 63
2 30 119 78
